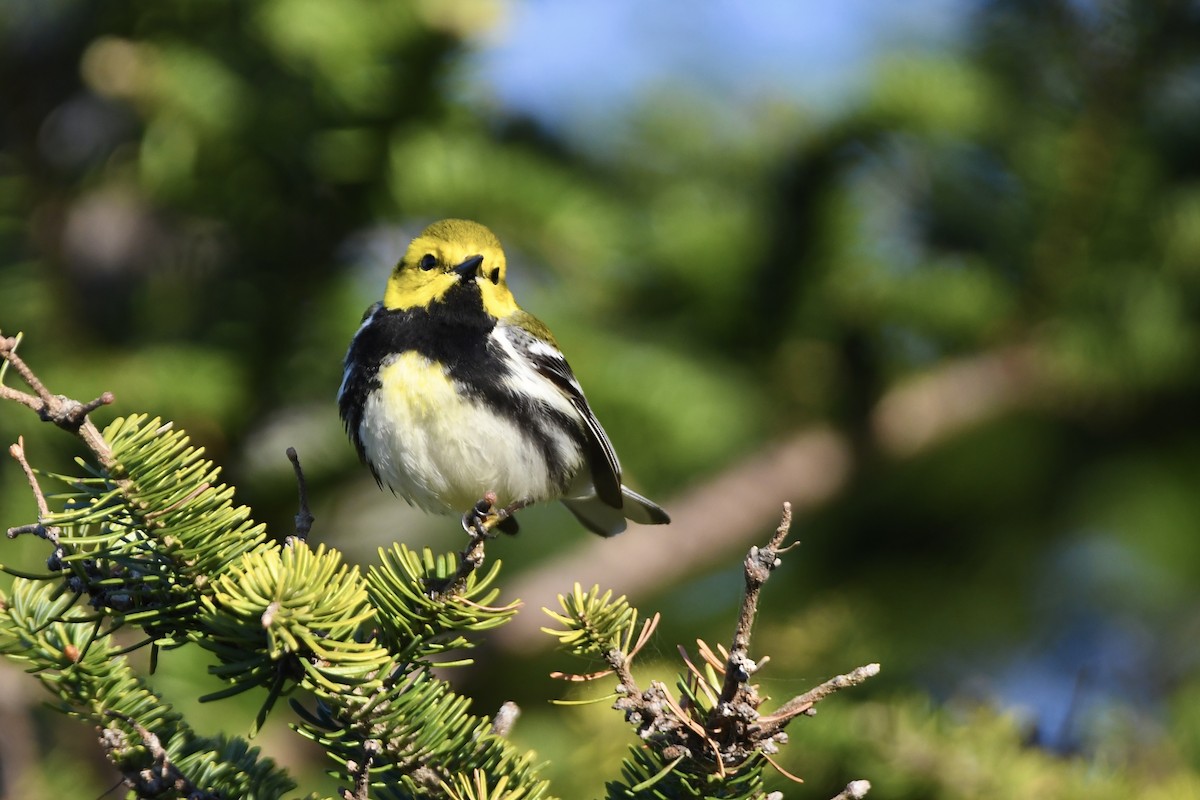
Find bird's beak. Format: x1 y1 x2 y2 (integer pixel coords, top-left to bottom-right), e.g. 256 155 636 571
452 255 485 280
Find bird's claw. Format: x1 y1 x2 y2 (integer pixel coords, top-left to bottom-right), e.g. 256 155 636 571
461 493 528 537
462 495 502 537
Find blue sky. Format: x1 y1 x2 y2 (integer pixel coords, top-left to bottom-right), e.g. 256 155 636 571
469 0 968 136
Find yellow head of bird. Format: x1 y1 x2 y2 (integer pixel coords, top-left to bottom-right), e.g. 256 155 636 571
383 219 517 318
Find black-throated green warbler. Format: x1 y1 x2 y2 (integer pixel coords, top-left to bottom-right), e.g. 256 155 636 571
338 219 670 537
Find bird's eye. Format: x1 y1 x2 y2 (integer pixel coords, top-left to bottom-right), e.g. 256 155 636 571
418 253 437 271
488 267 500 284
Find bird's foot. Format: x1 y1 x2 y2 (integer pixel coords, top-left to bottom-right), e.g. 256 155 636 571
461 493 532 537
437 495 535 599
462 492 503 537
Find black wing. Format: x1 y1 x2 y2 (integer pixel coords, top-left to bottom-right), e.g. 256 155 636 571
501 317 624 508
337 302 384 477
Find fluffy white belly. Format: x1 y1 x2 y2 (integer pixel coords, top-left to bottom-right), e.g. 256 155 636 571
359 351 577 514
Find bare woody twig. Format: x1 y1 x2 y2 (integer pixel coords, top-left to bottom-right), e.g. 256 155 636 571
756 662 881 736
490 701 521 737
0 335 117 471
720 502 797 704
829 779 872 800
6 437 61 545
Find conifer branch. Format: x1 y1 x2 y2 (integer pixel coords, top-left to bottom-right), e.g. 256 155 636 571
545 506 880 797
342 738 381 800
3 335 872 798
102 710 218 800
440 493 532 598
444 520 491 598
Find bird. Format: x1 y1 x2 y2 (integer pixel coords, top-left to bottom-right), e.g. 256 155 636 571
338 219 670 537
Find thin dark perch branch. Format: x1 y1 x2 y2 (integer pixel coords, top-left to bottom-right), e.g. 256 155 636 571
0 335 117 471
285 447 315 544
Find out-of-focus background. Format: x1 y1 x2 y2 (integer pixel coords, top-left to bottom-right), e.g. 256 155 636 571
3 0 1200 797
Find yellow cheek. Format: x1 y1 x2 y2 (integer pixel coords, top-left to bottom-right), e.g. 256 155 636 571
479 283 518 318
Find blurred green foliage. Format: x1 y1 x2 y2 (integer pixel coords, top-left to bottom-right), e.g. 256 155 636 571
3 0 1200 797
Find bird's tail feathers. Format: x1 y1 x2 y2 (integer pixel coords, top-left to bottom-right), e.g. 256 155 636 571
619 486 670 526
562 498 627 537
561 486 670 537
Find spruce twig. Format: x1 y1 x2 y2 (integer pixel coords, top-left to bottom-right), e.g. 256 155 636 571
438 492 504 598
102 711 218 800
2 336 551 799
342 739 381 800
433 517 490 599
545 504 880 795
441 493 535 598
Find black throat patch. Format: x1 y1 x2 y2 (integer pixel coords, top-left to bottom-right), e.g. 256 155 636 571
338 279 582 494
